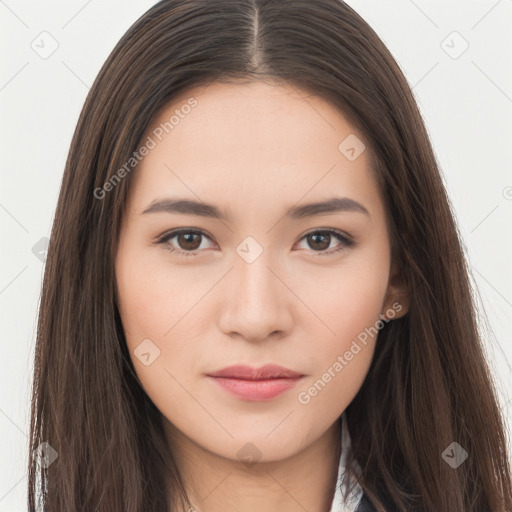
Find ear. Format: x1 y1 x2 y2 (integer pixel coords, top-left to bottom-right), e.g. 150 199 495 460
381 260 409 320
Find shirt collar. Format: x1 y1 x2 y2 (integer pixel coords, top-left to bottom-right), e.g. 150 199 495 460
329 412 364 512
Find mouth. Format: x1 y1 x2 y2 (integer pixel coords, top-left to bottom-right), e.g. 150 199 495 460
206 364 305 401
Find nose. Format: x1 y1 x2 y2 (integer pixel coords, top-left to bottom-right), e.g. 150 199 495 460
217 251 294 343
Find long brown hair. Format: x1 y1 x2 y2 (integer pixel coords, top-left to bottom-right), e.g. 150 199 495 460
28 1 512 510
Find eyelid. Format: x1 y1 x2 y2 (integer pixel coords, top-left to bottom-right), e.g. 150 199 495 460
295 228 355 256
155 228 217 257
155 227 355 257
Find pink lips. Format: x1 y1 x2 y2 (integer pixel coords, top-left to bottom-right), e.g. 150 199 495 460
207 364 304 401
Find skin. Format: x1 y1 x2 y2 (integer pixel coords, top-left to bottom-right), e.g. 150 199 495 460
115 80 408 512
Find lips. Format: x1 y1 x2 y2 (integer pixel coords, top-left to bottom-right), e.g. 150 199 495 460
206 364 303 380
206 364 304 401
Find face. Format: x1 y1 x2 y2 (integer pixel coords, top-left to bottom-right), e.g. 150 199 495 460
115 80 407 464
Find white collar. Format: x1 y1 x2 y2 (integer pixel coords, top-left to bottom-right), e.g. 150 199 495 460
329 412 364 512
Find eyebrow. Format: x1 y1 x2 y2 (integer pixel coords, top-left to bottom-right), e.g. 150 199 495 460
141 196 370 220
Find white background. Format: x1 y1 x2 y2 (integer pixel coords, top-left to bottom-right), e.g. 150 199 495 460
1 1 511 509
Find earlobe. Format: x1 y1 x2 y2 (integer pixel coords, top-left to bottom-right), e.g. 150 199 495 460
381 262 409 320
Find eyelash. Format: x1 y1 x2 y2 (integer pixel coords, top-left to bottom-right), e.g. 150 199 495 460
155 228 355 258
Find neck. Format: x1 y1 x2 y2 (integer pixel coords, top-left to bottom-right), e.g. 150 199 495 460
165 417 343 512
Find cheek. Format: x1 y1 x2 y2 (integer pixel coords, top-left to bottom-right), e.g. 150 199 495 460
293 293 382 417
292 251 389 408
116 242 199 345
115 244 208 405
297 252 389 345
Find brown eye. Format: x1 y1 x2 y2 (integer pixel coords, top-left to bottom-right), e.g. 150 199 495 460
176 232 202 251
295 229 355 256
307 232 331 251
157 229 214 257
157 228 355 258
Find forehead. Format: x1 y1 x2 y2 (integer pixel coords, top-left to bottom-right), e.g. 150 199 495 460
127 80 384 223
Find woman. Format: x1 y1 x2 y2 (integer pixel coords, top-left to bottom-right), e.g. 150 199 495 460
28 1 512 511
